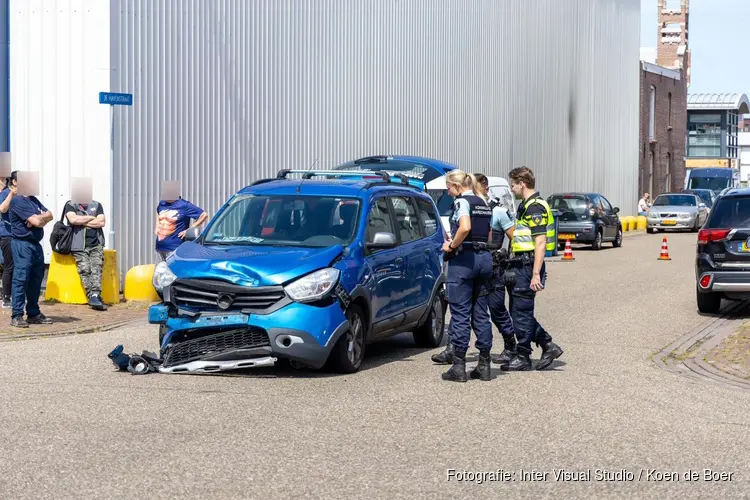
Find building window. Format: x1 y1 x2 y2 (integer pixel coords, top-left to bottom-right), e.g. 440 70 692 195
668 92 672 127
688 113 722 157
649 86 656 141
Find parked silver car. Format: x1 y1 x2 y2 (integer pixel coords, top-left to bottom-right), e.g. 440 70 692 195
646 193 709 233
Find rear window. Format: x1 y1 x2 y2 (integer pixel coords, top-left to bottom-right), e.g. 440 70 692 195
426 189 454 216
706 196 750 228
549 195 589 214
653 195 697 206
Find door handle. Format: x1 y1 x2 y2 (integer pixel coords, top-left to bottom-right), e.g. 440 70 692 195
394 257 404 265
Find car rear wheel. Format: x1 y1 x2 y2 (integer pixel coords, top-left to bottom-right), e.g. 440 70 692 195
696 289 722 314
327 304 367 373
413 294 445 348
592 229 603 250
612 227 623 247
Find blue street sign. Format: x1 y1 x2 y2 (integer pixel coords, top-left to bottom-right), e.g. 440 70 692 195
99 92 133 106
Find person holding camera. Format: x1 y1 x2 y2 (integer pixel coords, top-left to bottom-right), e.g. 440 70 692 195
0 171 18 308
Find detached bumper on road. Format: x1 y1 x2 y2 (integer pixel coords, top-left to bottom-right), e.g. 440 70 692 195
148 300 349 370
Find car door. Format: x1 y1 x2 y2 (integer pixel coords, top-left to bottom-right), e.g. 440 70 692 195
415 195 444 297
363 196 406 329
596 195 616 239
390 195 429 313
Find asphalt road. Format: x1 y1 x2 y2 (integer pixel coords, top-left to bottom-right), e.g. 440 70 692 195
1 231 748 499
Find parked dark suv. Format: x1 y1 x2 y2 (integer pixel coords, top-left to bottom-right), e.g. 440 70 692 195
547 193 623 250
695 188 750 314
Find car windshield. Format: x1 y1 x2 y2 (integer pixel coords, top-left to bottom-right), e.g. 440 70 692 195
688 177 730 192
706 196 750 228
426 189 455 216
653 195 696 207
203 194 361 247
548 195 589 214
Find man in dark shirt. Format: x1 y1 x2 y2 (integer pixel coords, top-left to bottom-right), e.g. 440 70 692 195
154 196 207 261
0 171 18 308
64 199 107 311
9 192 54 327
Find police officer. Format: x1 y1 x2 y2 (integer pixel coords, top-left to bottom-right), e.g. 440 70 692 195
472 173 518 365
440 170 494 382
502 167 563 371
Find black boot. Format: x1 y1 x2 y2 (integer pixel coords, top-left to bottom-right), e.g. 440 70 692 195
470 353 492 381
536 341 563 370
492 336 517 365
441 357 468 382
431 343 454 364
500 352 532 371
89 294 108 311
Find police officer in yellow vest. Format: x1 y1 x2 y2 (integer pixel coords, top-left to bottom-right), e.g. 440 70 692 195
501 167 564 371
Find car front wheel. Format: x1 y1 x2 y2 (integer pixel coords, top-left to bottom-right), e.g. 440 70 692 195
413 293 445 348
592 229 603 250
327 304 367 373
696 289 722 314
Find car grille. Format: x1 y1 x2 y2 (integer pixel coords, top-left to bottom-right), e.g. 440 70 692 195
659 213 678 218
162 328 271 368
171 279 286 312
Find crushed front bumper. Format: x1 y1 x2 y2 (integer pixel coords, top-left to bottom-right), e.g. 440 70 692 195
148 300 349 371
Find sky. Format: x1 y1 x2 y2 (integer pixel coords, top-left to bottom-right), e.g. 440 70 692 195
640 0 748 95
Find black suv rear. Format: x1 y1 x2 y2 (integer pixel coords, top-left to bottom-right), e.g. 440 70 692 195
695 188 750 313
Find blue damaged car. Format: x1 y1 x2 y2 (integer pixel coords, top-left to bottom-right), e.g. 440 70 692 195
148 169 447 374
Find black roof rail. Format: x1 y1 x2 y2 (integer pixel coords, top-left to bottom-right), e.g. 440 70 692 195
363 181 423 191
276 169 291 178
249 178 277 186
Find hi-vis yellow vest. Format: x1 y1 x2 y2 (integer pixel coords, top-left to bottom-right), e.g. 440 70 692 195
511 197 555 254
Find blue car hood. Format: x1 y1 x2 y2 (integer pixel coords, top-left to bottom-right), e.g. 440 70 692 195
168 242 344 286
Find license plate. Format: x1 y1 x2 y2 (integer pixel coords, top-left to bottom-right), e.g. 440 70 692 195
662 219 676 225
559 234 576 240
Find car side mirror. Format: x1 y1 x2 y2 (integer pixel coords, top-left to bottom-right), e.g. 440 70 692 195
366 232 397 250
184 226 202 241
613 207 620 214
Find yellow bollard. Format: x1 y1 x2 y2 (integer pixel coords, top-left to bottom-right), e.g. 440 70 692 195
629 217 638 231
124 264 161 302
45 249 120 305
620 216 631 231
637 215 647 230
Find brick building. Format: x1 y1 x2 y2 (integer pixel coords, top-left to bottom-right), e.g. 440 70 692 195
638 0 689 198
639 63 687 196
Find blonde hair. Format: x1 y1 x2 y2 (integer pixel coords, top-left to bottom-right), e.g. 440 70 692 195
445 170 474 192
472 173 489 201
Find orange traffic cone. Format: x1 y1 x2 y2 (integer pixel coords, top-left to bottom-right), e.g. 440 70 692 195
657 236 671 261
562 238 575 261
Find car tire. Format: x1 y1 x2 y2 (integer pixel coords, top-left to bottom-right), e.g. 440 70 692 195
612 227 623 248
696 289 722 314
691 218 700 233
327 304 367 374
592 229 603 250
647 227 655 234
413 293 445 348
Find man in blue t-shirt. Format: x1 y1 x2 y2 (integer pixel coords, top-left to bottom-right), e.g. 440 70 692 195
154 197 207 261
9 192 54 327
0 171 18 308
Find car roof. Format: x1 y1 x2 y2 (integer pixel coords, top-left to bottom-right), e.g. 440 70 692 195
424 175 510 191
716 187 750 198
237 178 430 199
549 192 601 198
333 155 457 182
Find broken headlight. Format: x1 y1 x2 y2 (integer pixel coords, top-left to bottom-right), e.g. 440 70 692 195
153 261 177 292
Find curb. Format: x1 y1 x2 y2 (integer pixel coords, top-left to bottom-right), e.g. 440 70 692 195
0 318 145 342
653 300 750 391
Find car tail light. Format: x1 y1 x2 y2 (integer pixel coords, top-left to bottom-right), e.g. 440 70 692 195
697 229 730 244
699 274 712 289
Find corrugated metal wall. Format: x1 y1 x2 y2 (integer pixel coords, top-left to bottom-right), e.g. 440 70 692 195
10 0 111 262
13 0 640 278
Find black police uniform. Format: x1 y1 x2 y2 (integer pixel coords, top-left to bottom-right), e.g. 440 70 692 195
441 192 494 382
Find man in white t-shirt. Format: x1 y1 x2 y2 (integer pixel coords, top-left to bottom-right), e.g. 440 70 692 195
638 193 650 216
